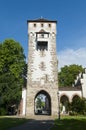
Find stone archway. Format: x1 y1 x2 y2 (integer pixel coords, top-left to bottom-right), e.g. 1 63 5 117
72 95 81 101
34 90 51 115
60 95 69 114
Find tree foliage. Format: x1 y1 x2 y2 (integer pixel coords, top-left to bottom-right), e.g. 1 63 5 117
58 64 84 87
70 97 86 114
0 39 26 112
36 98 42 108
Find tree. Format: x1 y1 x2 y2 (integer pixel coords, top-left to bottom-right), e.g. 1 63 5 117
58 64 84 87
70 97 86 114
0 39 26 114
36 98 42 109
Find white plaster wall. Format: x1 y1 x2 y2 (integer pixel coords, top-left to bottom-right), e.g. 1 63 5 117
59 90 82 102
28 23 56 34
31 50 54 81
81 73 86 98
28 22 57 82
22 88 26 115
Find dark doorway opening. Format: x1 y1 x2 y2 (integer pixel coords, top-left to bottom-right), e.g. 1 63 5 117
60 95 69 114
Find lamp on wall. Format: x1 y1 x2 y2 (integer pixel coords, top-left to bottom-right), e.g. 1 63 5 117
57 91 60 120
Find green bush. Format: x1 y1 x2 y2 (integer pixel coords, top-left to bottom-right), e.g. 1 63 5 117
70 97 86 115
0 108 7 115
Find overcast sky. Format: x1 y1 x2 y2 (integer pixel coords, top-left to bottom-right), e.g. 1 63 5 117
0 0 86 69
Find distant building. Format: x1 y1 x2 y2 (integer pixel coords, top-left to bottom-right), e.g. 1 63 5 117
59 68 86 114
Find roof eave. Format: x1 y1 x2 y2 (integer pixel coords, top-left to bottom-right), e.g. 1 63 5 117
27 18 57 23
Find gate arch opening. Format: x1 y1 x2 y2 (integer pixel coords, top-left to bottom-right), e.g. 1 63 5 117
60 95 69 114
72 95 80 101
34 90 51 115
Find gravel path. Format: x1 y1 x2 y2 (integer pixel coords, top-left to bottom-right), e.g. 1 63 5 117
8 116 55 130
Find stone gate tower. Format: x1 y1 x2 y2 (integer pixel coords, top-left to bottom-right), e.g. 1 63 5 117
26 18 58 116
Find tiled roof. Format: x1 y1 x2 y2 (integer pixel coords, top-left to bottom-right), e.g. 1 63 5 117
59 86 81 91
27 18 57 23
36 29 49 34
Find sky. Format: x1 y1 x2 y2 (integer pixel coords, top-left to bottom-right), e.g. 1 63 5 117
0 0 86 70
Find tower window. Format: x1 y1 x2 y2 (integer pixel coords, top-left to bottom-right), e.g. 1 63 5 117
41 34 44 38
48 24 51 27
41 23 44 27
37 41 48 51
34 24 36 27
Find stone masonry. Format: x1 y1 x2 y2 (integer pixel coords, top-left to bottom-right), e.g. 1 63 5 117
25 18 58 116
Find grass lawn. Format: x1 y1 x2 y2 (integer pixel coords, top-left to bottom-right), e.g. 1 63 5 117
0 116 29 130
51 116 86 130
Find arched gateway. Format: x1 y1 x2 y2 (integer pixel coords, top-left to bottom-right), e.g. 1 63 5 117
34 90 51 115
25 18 58 116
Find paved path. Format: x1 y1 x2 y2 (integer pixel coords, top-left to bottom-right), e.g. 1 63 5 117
8 116 55 130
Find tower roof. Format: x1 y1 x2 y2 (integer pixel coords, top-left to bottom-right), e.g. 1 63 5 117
36 29 49 34
27 18 57 23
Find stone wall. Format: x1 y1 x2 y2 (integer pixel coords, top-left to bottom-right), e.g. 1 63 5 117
25 19 58 116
